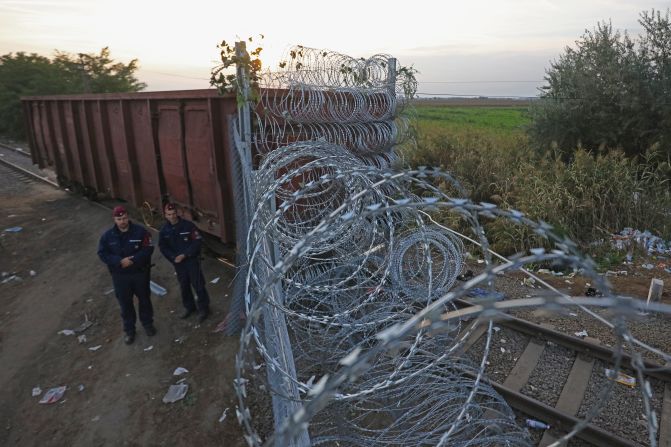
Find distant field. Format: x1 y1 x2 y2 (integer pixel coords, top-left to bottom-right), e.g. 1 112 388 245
413 105 530 139
411 97 533 107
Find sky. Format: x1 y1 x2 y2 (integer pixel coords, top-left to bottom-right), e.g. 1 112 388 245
0 0 668 97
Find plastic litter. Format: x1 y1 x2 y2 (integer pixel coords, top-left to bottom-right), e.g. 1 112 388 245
173 367 189 376
613 228 671 256
104 288 115 295
522 277 536 288
574 330 588 338
150 281 167 297
29 270 36 277
77 384 85 392
88 345 102 351
3 226 23 233
144 345 154 352
58 329 75 336
605 368 636 387
500 347 506 353
77 335 87 344
210 277 221 284
526 419 550 430
39 386 66 404
32 387 42 397
162 384 188 403
467 287 505 301
642 263 655 270
1 275 22 284
74 317 93 333
91 415 100 422
219 407 229 423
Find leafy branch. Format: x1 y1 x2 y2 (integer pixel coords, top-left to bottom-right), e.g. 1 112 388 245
210 35 264 105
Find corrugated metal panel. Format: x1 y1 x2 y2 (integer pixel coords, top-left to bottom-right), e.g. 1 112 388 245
21 90 239 243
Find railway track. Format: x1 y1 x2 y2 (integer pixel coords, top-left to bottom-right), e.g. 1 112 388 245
0 141 32 158
3 141 667 445
0 142 57 187
458 298 671 447
0 144 237 264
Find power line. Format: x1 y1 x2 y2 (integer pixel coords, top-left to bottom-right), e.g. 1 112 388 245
420 80 543 84
416 92 538 99
140 70 209 81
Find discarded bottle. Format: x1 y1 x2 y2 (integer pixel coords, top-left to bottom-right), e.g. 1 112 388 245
526 419 550 430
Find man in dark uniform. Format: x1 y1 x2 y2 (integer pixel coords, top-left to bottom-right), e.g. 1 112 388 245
97 206 156 345
159 203 210 323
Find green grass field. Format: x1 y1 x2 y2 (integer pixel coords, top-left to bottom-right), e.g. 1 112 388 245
413 106 530 139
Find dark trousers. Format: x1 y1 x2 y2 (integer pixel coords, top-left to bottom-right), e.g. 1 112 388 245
175 259 210 313
112 270 153 334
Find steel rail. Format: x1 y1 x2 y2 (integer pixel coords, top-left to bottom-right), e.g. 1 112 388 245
456 298 669 446
455 298 671 382
0 142 32 158
501 314 671 382
466 370 643 447
0 157 59 187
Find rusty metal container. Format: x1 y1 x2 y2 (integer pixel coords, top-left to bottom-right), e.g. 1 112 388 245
22 90 238 244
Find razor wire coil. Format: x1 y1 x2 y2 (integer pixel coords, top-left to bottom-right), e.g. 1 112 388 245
231 45 670 447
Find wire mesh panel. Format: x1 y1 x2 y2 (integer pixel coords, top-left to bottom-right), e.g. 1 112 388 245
232 45 671 447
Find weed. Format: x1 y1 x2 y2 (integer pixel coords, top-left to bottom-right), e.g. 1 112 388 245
403 106 671 255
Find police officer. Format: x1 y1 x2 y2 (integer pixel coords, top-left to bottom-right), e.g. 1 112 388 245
97 206 156 345
159 203 210 323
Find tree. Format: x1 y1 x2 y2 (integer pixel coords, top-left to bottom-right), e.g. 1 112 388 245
528 9 671 159
0 47 146 139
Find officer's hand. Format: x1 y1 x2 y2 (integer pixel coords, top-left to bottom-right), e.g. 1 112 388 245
120 257 134 268
175 254 186 263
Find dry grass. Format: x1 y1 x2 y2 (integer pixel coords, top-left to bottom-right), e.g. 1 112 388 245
401 106 671 255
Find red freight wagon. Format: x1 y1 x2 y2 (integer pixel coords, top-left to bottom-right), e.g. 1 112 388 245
21 90 239 244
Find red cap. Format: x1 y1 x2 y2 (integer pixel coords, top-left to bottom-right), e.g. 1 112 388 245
112 206 127 217
164 202 177 212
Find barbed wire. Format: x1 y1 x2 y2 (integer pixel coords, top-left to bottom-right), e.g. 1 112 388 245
232 45 671 447
253 46 417 158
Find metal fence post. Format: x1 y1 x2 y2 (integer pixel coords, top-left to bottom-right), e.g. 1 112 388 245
233 41 310 447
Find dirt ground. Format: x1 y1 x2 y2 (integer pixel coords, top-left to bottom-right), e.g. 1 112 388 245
0 167 247 446
3 146 670 446
503 266 671 303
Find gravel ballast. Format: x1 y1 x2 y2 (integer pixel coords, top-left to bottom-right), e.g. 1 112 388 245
576 360 664 446
521 341 575 407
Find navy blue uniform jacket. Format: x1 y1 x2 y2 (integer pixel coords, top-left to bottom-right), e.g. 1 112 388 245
158 218 203 264
97 222 154 275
